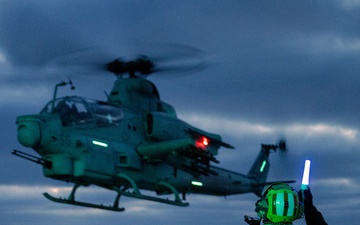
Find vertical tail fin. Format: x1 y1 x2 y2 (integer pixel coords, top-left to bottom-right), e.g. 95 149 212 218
247 141 286 196
247 146 271 184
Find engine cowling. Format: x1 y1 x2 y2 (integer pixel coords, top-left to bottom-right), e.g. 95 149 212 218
145 112 190 141
141 112 235 175
144 112 224 155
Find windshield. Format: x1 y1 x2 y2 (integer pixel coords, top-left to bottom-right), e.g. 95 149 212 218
41 96 124 127
88 101 124 127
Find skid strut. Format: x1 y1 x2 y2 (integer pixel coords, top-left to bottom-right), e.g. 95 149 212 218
115 173 189 207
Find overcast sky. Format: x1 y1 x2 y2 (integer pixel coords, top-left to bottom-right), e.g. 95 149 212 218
1 1 360 224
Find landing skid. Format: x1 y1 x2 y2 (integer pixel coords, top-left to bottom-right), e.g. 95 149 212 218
43 192 125 212
43 184 125 212
43 178 189 211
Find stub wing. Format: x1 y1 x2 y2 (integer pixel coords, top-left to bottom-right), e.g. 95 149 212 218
136 133 233 176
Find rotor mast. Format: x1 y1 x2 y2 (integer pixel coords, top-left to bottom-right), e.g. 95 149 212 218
105 57 176 116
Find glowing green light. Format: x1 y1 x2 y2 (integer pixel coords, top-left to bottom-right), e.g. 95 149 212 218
92 140 108 148
191 181 203 186
260 160 267 172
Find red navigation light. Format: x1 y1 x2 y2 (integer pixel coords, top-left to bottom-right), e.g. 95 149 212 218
202 137 209 146
196 137 209 149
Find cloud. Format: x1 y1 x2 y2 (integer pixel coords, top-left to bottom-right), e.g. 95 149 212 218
337 0 360 10
182 113 358 143
1 1 360 224
0 49 8 64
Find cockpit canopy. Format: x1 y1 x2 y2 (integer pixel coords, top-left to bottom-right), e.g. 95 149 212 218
41 96 124 127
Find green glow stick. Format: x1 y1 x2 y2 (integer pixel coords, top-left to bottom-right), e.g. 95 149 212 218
301 160 311 190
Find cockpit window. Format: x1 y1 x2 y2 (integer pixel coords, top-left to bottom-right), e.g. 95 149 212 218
88 102 124 127
52 98 92 126
41 97 124 127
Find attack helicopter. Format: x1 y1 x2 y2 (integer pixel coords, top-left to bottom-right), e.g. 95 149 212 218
13 55 289 212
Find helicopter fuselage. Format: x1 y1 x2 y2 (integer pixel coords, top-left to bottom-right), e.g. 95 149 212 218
15 77 277 210
17 93 256 195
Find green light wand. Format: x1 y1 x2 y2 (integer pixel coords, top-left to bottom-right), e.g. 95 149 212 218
301 159 311 190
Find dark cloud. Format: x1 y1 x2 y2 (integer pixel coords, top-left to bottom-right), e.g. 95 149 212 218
1 1 360 225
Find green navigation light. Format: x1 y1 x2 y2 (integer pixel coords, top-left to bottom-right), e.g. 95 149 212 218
191 181 203 186
260 160 267 172
92 140 108 148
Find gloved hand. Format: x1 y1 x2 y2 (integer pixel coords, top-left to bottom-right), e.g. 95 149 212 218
244 215 260 225
299 187 313 208
298 187 328 225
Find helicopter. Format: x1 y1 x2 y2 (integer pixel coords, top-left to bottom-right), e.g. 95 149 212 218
13 55 290 212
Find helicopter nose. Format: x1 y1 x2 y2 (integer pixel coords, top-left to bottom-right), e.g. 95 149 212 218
17 120 41 148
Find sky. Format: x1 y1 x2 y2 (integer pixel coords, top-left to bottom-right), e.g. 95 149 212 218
1 0 360 224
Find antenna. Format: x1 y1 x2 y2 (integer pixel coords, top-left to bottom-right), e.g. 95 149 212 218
104 90 110 101
51 77 76 112
68 77 76 90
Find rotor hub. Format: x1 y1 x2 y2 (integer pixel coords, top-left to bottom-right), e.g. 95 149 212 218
106 57 155 77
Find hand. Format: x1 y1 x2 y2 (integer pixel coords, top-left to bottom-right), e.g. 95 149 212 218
298 187 313 207
244 216 260 225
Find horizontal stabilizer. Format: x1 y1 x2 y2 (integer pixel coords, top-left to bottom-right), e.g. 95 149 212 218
249 180 296 197
250 180 296 188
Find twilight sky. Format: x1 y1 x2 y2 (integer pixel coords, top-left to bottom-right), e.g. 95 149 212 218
1 1 360 224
